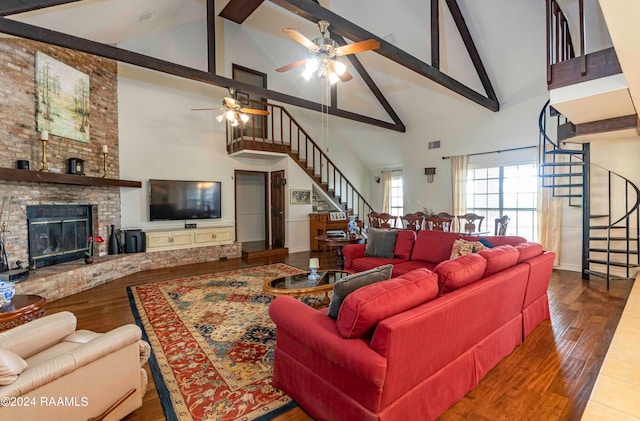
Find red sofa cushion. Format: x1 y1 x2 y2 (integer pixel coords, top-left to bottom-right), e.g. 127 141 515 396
515 242 544 263
392 260 437 277
477 245 520 276
434 253 487 294
394 229 416 259
351 257 407 273
411 231 462 263
337 269 438 339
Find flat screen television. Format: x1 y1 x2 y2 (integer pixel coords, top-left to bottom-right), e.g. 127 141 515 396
149 179 221 221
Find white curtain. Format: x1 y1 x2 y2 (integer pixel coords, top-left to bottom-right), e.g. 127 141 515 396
537 165 562 266
381 171 392 213
450 155 468 232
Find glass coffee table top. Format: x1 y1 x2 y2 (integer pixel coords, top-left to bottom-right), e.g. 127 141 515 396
264 269 354 300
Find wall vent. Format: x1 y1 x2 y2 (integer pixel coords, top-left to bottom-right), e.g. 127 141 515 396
138 11 156 22
428 140 441 149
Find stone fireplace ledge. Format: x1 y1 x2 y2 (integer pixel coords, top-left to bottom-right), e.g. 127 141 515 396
14 243 242 302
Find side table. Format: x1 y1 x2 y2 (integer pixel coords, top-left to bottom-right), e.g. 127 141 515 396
0 294 47 332
315 234 365 269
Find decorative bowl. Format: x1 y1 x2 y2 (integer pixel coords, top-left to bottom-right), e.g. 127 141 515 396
0 281 15 305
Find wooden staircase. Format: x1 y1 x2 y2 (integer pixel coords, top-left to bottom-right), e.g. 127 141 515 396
538 100 640 288
226 98 375 219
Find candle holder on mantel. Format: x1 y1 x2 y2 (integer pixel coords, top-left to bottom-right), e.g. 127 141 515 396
102 145 109 178
39 130 49 172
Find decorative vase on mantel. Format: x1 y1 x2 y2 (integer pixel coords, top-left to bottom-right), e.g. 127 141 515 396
108 224 119 255
84 256 94 264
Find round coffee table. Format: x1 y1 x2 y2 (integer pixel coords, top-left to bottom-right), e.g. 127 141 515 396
264 269 354 308
0 294 47 332
315 234 364 269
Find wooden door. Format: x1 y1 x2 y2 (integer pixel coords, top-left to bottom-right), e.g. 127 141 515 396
270 170 285 247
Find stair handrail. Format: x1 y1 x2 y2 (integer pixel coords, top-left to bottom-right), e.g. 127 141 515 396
226 97 376 217
546 0 585 83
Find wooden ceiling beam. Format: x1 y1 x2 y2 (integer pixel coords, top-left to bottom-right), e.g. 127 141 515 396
0 16 403 132
444 0 498 102
219 0 265 24
268 0 499 112
0 0 81 16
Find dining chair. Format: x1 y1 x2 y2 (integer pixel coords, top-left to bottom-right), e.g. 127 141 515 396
425 212 454 232
495 215 510 236
457 213 485 233
376 212 399 228
401 213 424 231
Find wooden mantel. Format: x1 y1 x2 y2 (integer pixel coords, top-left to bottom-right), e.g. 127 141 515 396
0 167 141 188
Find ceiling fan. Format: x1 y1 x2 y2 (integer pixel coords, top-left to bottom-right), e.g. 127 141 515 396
276 20 380 84
192 96 269 126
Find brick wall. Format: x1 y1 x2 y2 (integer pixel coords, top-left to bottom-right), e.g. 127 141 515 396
0 38 121 265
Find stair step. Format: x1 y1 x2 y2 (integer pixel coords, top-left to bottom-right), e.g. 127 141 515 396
590 214 609 219
541 162 585 167
539 172 583 178
590 237 639 241
590 248 639 254
588 259 640 268
544 149 584 155
551 183 583 188
584 270 631 281
590 225 627 230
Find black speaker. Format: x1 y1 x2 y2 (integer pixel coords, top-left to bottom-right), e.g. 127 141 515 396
124 230 145 253
16 160 29 170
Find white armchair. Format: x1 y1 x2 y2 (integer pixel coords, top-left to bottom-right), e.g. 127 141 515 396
0 311 150 421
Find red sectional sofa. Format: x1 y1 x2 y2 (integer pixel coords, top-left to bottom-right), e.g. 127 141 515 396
269 230 555 421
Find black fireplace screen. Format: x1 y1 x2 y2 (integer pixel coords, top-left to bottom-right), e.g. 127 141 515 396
27 205 92 268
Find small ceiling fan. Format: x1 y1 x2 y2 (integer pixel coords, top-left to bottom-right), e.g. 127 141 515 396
192 95 269 126
276 20 380 84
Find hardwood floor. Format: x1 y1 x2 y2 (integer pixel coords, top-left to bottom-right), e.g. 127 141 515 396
45 252 633 421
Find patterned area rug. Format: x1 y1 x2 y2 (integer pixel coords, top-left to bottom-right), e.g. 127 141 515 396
127 263 316 421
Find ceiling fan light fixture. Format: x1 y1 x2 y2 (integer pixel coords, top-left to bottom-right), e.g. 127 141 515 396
231 119 239 127
215 114 224 123
240 113 250 123
333 61 347 76
328 72 340 85
225 110 236 120
301 68 313 81
305 57 319 72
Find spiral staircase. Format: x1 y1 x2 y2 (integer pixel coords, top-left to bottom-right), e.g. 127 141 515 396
538 100 640 288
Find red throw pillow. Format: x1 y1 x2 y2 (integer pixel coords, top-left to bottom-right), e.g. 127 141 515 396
434 253 487 294
336 268 438 339
477 245 520 276
411 231 462 263
515 242 544 263
394 229 416 259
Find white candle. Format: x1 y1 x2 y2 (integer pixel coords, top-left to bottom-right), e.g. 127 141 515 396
309 258 319 269
40 130 49 141
102 145 109 154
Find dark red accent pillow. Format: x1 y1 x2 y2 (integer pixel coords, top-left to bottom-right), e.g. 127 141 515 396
336 268 438 338
394 229 417 259
477 245 520 276
515 242 544 263
434 253 487 294
411 231 462 263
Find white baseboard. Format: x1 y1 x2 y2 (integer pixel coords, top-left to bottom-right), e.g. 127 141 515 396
556 263 581 273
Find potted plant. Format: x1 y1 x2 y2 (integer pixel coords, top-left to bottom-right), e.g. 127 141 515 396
84 235 104 264
422 207 435 217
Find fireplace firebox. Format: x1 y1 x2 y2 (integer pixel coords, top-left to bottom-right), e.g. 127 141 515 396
27 205 93 268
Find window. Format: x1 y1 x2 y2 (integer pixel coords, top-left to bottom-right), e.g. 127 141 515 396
389 170 403 217
466 163 537 241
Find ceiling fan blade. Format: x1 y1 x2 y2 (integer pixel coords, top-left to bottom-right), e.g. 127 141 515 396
191 107 224 111
276 58 309 73
240 108 270 116
338 69 353 82
224 97 237 107
335 39 380 56
283 28 318 51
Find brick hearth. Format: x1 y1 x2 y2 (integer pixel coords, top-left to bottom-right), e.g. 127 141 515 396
15 243 242 302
